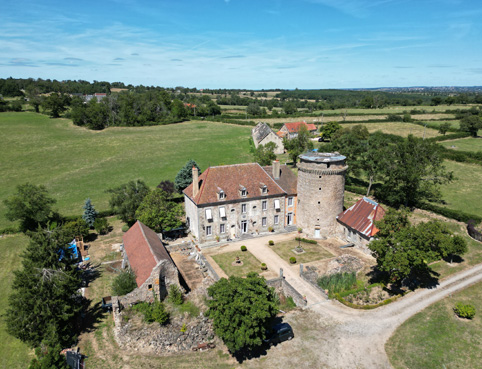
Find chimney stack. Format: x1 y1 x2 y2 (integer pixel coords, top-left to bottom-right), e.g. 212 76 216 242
192 166 199 197
272 160 280 180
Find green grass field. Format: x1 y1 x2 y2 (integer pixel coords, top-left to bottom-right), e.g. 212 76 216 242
386 281 482 369
342 122 441 138
441 137 482 152
211 250 265 277
0 234 33 368
270 239 333 264
438 160 482 217
0 112 252 229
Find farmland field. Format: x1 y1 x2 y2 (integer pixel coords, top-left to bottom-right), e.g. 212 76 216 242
341 122 441 138
0 112 252 229
440 137 482 152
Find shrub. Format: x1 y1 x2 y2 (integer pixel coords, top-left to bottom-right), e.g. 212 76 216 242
112 269 137 296
241 245 247 251
454 302 476 319
122 224 129 232
62 218 90 239
317 272 357 295
268 226 274 232
268 240 274 246
132 301 169 324
289 257 296 264
94 217 110 235
295 237 317 244
261 263 267 270
168 284 183 305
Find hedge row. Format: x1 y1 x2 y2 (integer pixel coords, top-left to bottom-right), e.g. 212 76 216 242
440 147 482 165
418 202 482 224
428 131 471 142
294 237 318 244
345 185 368 196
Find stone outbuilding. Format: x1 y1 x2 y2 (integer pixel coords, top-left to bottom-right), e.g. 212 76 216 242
122 221 181 301
336 197 386 253
278 121 317 139
251 122 284 154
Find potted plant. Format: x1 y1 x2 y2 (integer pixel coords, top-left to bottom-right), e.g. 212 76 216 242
241 245 247 252
268 226 274 232
268 240 274 246
289 257 297 264
297 227 302 234
215 235 220 242
261 263 267 270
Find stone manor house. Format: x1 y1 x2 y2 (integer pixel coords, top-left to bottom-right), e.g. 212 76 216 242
184 152 352 245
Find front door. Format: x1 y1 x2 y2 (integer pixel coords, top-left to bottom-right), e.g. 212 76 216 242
241 220 248 233
287 213 293 226
314 228 321 238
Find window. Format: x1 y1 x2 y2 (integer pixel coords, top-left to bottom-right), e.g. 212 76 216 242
288 197 294 207
274 199 280 210
262 186 268 194
241 204 247 213
206 226 212 236
219 206 226 218
262 217 267 227
219 191 225 200
220 224 225 233
241 220 248 233
241 188 247 197
262 200 267 211
274 215 279 224
205 208 212 220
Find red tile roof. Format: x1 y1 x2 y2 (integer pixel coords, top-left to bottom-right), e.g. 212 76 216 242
262 164 298 195
337 197 386 238
123 221 173 287
283 121 317 133
184 163 286 205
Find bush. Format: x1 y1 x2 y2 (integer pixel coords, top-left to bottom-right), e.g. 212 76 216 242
268 240 274 246
112 269 137 296
168 284 183 305
318 272 357 295
122 225 129 232
132 301 169 324
289 257 296 264
240 245 247 251
94 217 110 235
261 263 267 270
454 302 476 319
61 218 90 239
295 237 317 244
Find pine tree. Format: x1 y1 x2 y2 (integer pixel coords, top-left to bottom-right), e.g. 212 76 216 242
5 228 82 348
82 198 97 228
174 160 201 193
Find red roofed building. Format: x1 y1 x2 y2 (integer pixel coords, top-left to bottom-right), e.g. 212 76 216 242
336 197 386 252
122 221 181 300
184 162 298 243
278 121 317 139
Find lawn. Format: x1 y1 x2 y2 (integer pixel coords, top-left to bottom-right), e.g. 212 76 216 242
0 234 34 368
441 137 482 152
0 112 253 230
386 280 482 369
270 239 334 264
438 160 482 218
341 122 441 138
211 250 265 278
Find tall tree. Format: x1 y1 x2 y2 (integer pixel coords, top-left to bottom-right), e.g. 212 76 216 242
108 180 149 224
135 188 184 233
320 121 342 141
253 142 277 166
4 183 57 232
175 160 201 193
207 273 278 354
42 93 69 118
5 229 82 348
82 198 97 228
283 124 314 165
459 115 482 137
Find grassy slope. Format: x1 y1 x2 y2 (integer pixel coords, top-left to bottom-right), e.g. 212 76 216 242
441 137 482 152
0 234 33 368
386 281 482 369
0 112 252 229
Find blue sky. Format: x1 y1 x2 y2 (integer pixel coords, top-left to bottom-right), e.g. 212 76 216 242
1 0 481 89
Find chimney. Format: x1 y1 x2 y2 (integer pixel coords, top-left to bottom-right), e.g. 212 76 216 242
272 160 280 180
192 166 199 198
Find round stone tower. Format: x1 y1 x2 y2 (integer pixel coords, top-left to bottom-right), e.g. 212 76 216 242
296 152 347 238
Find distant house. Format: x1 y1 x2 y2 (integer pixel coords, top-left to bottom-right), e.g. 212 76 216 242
278 121 317 139
122 221 181 300
336 197 386 252
183 162 297 244
251 122 284 154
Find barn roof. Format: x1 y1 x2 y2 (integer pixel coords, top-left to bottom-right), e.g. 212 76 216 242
184 163 286 205
283 121 317 133
337 197 386 238
252 122 275 144
123 221 173 287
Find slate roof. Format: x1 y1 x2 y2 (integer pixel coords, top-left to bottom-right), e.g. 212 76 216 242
184 163 286 205
263 164 298 195
283 121 317 133
123 221 173 287
337 197 386 238
252 122 275 144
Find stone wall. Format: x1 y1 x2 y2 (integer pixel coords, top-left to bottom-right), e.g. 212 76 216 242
467 221 482 242
267 277 308 307
299 266 329 299
259 132 284 154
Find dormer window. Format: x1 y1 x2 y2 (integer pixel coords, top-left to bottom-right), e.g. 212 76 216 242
219 191 225 200
239 185 247 197
260 183 268 195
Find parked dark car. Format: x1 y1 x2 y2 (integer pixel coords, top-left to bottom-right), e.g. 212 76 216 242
318 137 324 142
264 323 294 345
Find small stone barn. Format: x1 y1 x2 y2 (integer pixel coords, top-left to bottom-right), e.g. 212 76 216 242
252 122 284 154
336 197 386 253
122 221 181 301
